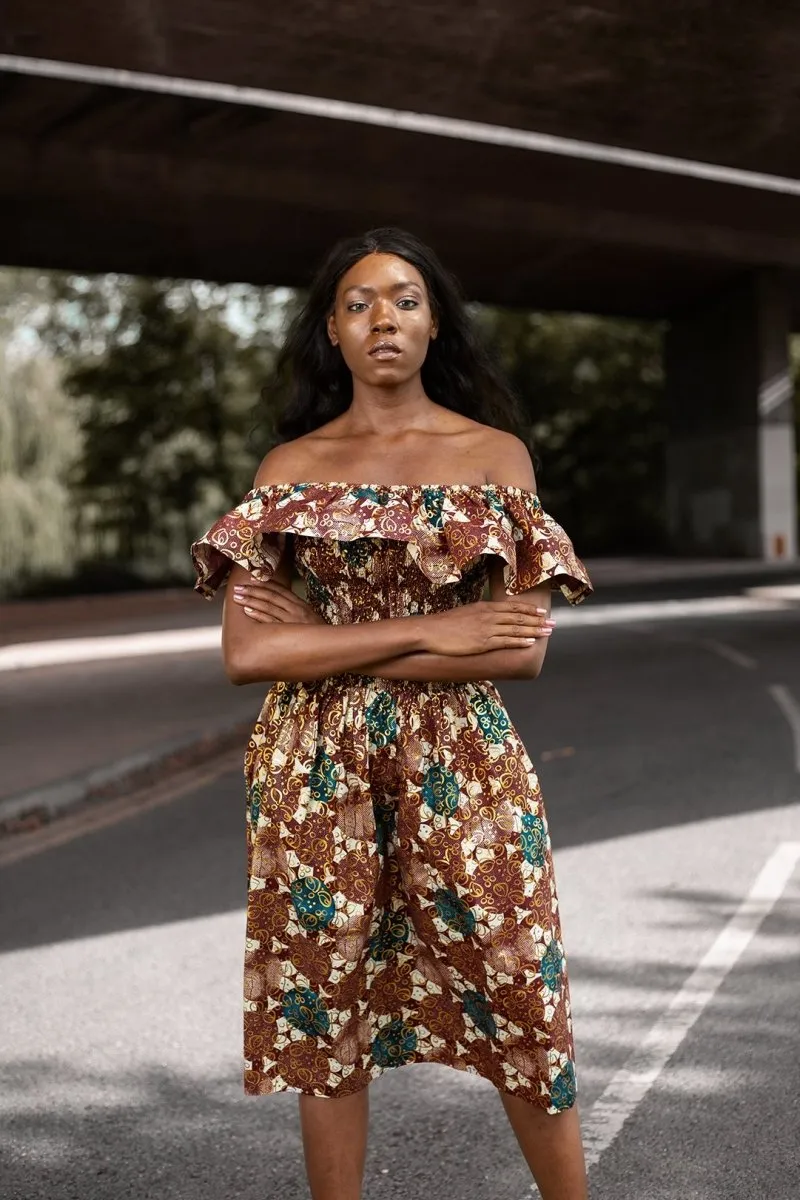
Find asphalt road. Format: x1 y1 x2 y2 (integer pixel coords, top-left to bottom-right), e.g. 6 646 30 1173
0 651 265 802
1 608 799 1200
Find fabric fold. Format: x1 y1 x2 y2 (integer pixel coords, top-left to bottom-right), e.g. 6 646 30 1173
191 481 592 604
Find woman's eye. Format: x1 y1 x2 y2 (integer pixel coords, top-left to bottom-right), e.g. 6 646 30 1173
397 298 418 309
347 302 368 312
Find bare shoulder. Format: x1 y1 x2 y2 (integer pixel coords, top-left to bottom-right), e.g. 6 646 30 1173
252 438 319 488
480 427 537 491
427 411 537 490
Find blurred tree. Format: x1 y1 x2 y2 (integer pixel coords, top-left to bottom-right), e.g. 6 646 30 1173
38 275 286 577
0 264 676 592
0 347 81 593
0 269 53 341
478 310 666 554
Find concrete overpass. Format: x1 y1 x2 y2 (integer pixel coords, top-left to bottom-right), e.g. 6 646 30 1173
2 2 798 558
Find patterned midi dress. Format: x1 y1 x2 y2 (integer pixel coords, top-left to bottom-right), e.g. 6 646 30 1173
191 480 593 1112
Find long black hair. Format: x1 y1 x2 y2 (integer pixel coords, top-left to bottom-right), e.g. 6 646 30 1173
269 227 527 446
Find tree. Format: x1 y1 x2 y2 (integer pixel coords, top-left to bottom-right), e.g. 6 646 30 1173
0 347 81 593
478 310 666 554
0 264 674 593
40 275 287 577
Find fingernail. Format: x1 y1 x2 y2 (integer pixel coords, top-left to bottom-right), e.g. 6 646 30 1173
233 586 244 595
535 608 547 614
244 606 254 614
545 619 556 627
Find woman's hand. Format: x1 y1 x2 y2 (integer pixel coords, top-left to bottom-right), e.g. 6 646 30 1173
421 599 555 656
231 579 326 625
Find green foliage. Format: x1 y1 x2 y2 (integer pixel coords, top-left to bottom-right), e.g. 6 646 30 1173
478 310 666 554
0 265 672 595
0 349 81 591
38 275 287 579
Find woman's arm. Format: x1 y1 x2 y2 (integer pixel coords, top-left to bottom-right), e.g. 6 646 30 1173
231 564 555 683
224 442 554 685
350 648 536 683
355 573 554 682
221 449 427 683
223 560 429 684
224 563 551 684
352 437 558 683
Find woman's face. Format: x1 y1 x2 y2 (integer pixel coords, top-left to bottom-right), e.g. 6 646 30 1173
327 252 438 387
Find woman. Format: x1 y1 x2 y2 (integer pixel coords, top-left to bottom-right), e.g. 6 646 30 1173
191 227 593 1200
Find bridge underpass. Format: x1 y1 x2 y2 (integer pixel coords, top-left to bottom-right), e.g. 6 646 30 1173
2 1 799 558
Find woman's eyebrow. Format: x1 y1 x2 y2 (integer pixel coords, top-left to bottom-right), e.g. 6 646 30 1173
342 281 423 296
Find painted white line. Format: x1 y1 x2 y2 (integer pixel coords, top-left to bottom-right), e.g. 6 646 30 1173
698 638 758 670
767 685 800 774
747 583 800 602
554 595 786 627
0 626 219 670
0 594 788 671
579 840 800 1172
4 53 800 196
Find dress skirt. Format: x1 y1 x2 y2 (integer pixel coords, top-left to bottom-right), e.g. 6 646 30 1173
242 671 577 1112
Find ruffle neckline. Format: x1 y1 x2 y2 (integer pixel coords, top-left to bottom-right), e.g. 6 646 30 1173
191 480 593 603
246 481 539 495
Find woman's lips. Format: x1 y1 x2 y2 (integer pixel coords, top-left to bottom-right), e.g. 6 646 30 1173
368 341 401 359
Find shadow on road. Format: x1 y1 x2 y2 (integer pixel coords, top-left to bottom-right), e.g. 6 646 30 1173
575 897 799 1199
0 1057 531 1200
1 916 797 1200
1 620 797 954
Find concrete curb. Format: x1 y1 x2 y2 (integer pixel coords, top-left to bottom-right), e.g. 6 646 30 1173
0 719 251 834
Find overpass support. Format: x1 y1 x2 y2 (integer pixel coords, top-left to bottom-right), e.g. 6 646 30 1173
665 272 797 559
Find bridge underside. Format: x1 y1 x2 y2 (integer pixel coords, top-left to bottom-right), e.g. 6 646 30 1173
2 83 800 323
2 2 799 556
3 1 800 319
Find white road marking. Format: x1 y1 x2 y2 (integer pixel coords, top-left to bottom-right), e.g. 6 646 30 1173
0 595 789 671
556 596 786 627
698 638 758 670
767 685 800 774
747 583 800 602
578 840 800 1172
0 627 220 670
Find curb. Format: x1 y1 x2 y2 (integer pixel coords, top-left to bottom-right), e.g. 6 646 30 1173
0 719 252 835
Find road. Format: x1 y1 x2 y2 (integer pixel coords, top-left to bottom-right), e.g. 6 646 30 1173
0 649 265 803
1 607 799 1200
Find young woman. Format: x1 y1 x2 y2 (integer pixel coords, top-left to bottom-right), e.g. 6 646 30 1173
191 228 593 1199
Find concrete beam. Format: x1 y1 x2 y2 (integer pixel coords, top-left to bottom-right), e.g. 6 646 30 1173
4 133 800 296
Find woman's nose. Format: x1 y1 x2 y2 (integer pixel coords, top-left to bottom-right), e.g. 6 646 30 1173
371 303 397 332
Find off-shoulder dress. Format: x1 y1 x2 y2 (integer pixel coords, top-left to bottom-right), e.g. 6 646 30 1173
191 480 592 1111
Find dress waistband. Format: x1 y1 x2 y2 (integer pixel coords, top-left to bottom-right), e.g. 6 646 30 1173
304 672 487 695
